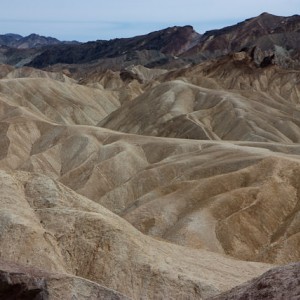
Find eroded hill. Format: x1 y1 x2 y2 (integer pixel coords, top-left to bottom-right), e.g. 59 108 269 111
0 13 300 300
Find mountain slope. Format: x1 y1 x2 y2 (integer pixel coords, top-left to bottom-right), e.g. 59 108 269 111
99 56 300 143
1 107 299 265
183 13 300 69
0 67 120 126
1 55 299 268
211 263 300 300
27 26 200 68
1 13 300 70
0 166 271 299
0 33 78 49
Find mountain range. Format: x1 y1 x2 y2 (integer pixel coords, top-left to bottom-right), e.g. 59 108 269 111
0 12 300 299
1 12 300 70
0 33 79 49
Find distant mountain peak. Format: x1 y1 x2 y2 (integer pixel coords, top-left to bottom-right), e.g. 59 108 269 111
259 12 272 16
4 33 23 39
182 12 300 69
0 33 79 49
1 13 299 70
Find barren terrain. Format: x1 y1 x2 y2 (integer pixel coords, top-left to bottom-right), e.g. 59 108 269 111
0 13 300 299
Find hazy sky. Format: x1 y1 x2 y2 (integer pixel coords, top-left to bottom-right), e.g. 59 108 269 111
1 0 299 41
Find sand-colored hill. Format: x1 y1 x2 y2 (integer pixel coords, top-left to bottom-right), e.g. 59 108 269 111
0 69 120 126
0 104 299 267
0 64 14 78
163 53 300 102
0 167 272 299
100 55 300 143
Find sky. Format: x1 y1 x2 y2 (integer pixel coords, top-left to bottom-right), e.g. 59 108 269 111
1 0 299 42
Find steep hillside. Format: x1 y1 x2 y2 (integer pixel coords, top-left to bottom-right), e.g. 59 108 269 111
27 26 200 68
0 66 120 125
0 152 271 299
100 55 300 143
0 105 299 265
211 263 300 300
183 13 300 69
0 33 79 48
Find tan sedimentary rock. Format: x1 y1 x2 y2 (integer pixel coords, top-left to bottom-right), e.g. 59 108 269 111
100 61 300 143
0 48 299 299
0 111 299 265
0 169 271 299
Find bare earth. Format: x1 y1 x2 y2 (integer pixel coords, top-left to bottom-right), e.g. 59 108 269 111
0 51 299 299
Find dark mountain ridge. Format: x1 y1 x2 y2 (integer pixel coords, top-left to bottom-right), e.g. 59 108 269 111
0 33 79 49
183 12 300 68
26 25 201 68
1 12 300 70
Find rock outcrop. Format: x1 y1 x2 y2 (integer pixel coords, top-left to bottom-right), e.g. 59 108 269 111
210 263 300 300
0 260 129 299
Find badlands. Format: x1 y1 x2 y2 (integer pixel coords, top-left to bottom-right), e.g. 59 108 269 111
0 12 299 299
